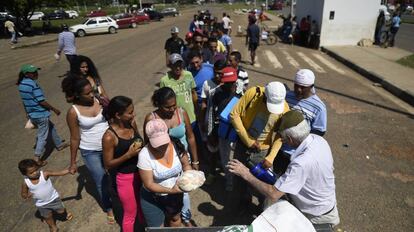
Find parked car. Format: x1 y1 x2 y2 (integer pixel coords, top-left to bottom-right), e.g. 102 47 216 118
112 13 150 29
86 10 107 18
28 11 44 20
160 7 179 17
269 1 283 10
69 16 118 37
44 11 69 20
65 10 79 19
143 9 163 21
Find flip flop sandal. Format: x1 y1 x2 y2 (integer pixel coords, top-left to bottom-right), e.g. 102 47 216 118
107 215 115 225
66 212 73 221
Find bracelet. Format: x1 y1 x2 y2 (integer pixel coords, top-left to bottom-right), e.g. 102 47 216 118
192 161 200 165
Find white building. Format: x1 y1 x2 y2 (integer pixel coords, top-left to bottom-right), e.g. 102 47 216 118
295 0 381 47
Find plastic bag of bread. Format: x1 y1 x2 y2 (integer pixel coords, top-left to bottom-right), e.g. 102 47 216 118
177 170 206 192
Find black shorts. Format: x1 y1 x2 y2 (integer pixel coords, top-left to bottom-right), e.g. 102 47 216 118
249 42 259 51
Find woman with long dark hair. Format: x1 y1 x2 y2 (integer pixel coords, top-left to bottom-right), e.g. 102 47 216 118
102 96 145 231
61 76 114 224
70 55 109 103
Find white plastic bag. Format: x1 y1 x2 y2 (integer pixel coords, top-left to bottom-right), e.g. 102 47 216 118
177 170 205 192
24 119 36 129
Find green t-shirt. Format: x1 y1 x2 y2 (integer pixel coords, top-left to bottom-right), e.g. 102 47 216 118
160 70 196 123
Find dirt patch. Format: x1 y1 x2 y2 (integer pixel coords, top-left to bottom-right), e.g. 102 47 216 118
318 92 364 114
391 172 414 183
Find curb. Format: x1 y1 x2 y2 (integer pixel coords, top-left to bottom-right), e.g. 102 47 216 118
11 38 58 50
321 46 414 107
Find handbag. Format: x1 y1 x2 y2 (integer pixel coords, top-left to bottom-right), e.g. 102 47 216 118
24 119 36 129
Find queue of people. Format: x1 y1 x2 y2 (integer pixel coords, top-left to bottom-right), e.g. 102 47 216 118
17 10 338 232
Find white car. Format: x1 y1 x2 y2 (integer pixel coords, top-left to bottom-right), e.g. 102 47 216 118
69 16 119 37
29 11 44 21
65 10 79 19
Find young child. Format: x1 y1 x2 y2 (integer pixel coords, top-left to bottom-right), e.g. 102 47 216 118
19 159 73 232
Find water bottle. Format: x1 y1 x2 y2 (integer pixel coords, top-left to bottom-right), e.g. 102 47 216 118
247 160 277 185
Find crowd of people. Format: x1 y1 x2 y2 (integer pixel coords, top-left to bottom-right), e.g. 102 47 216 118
17 10 339 232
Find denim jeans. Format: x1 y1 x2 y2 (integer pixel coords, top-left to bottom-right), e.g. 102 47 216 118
30 117 63 157
11 31 17 43
79 149 112 212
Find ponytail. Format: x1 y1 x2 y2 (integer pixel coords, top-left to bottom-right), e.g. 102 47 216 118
16 72 25 85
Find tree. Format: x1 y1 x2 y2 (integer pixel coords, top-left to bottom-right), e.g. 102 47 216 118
0 0 75 30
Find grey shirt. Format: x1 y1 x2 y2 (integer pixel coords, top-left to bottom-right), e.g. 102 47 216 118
57 31 76 55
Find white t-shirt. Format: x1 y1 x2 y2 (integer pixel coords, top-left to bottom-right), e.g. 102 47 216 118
275 134 336 216
222 16 232 29
137 145 182 195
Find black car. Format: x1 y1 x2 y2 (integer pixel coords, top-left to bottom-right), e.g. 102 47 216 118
160 8 179 17
144 9 163 21
43 11 69 20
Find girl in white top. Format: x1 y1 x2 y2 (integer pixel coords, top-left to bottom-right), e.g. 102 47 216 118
62 77 114 223
138 119 192 227
19 159 72 232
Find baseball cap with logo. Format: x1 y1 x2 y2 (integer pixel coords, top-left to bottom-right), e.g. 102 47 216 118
171 26 179 33
20 64 40 74
264 82 286 114
221 67 238 83
169 53 184 65
145 119 170 148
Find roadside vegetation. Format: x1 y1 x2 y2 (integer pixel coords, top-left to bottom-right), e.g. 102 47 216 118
397 54 414 69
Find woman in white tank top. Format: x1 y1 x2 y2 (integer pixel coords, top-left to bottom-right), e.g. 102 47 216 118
62 77 114 223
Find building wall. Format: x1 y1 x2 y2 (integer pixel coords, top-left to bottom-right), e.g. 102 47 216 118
295 0 381 47
319 0 381 46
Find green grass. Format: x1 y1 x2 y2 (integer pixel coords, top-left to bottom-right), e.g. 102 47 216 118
402 18 414 24
397 54 414 69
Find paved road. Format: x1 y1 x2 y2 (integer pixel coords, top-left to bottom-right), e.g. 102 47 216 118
396 22 414 53
1 5 413 232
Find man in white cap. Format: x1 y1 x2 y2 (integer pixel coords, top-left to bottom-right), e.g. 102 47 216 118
226 82 289 213
286 69 327 136
164 26 185 66
273 69 327 176
228 110 340 228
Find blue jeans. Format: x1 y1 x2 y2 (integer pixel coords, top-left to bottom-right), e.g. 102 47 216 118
79 149 112 212
11 31 17 43
31 117 63 157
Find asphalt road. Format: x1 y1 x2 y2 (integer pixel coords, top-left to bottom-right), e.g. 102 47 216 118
396 22 414 53
0 5 413 232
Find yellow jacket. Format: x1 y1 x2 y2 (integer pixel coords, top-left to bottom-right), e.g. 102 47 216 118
230 86 289 164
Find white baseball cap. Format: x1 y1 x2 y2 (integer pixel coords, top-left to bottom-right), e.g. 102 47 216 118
264 82 286 114
295 69 315 87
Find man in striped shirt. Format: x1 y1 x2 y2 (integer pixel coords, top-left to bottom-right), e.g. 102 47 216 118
274 69 327 175
228 51 249 95
17 64 68 166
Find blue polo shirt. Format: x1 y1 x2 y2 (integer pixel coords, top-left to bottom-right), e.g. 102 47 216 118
18 78 50 119
190 63 214 105
219 34 232 47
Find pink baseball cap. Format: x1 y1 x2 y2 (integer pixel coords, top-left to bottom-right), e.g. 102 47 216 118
145 119 170 148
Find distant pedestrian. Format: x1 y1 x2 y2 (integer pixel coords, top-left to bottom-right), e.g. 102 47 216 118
102 96 145 232
19 159 73 232
4 17 17 44
165 27 185 66
17 64 69 167
309 20 320 48
222 13 232 34
389 13 401 47
218 25 232 58
61 77 114 224
56 24 77 69
246 17 260 65
299 16 311 46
